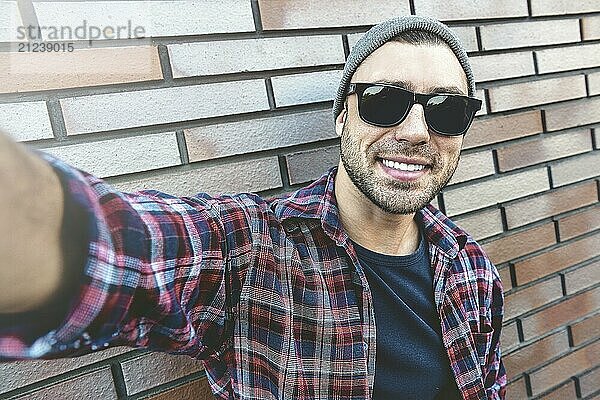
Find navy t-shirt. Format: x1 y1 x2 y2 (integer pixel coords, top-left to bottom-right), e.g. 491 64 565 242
352 230 461 399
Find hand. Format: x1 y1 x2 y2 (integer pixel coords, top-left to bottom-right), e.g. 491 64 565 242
0 132 64 313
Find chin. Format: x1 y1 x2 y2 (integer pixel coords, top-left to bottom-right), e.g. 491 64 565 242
358 183 435 214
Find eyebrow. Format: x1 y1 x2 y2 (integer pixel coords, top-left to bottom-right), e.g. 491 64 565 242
372 79 467 96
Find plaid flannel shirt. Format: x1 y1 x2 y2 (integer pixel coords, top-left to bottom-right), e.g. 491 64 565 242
1 155 506 399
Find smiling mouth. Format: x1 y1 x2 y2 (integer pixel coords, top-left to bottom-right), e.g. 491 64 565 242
379 158 429 172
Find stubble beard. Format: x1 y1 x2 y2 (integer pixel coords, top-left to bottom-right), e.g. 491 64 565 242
339 121 460 214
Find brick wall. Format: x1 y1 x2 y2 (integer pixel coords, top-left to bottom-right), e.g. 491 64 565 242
0 1 598 399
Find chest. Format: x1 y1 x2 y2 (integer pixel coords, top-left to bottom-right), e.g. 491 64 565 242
229 221 370 398
229 221 486 399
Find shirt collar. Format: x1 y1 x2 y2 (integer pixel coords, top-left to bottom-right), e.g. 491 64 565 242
272 167 468 258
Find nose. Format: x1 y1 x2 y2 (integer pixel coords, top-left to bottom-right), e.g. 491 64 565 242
393 103 430 145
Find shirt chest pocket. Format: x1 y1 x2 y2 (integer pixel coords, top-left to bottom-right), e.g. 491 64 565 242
291 263 365 356
286 223 367 364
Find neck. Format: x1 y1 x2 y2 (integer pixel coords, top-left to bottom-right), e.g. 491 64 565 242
334 163 421 256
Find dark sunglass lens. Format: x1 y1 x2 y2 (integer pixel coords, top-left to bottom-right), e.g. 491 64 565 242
425 95 472 135
359 85 412 126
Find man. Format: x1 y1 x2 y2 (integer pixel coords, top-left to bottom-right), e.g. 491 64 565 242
0 16 505 400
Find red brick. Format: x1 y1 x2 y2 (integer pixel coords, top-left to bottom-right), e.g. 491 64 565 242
551 151 600 187
146 378 214 400
464 111 543 149
558 205 600 241
453 208 504 242
286 145 340 185
469 51 534 82
482 223 556 265
448 150 495 185
521 287 600 340
271 70 341 107
498 265 512 292
0 347 130 394
0 101 53 142
504 181 598 229
60 80 269 135
258 0 410 29
544 97 600 131
529 340 600 396
565 260 600 295
413 0 527 20
506 376 528 400
514 232 600 285
503 330 570 379
502 321 520 352
44 132 181 178
590 71 600 96
113 157 282 197
496 130 592 172
480 19 580 50
0 46 162 94
479 88 491 116
18 368 117 400
169 36 344 77
582 15 600 40
505 277 563 320
530 0 599 16
33 1 254 36
449 26 479 52
121 352 203 395
570 313 600 346
444 167 550 216
579 366 600 397
537 379 577 400
536 43 600 74
488 75 586 113
185 110 335 162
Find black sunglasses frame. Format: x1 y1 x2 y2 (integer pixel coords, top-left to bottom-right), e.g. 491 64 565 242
347 83 482 136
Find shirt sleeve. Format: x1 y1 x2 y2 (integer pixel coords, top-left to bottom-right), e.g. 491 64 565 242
0 153 257 361
484 269 507 399
0 163 88 350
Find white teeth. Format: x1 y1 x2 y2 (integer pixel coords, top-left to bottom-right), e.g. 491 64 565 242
382 159 425 171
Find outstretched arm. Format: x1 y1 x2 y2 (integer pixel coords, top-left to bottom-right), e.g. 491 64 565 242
0 133 258 361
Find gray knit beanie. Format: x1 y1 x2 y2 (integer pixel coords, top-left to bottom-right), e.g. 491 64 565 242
333 15 476 120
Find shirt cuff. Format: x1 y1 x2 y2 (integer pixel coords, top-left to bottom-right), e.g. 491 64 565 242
0 152 118 359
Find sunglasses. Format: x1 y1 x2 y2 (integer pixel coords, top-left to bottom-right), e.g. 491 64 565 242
347 83 482 136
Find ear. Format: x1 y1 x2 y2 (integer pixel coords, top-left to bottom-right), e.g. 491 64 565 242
335 106 347 137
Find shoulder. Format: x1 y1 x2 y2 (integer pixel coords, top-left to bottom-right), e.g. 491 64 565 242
460 234 494 267
421 204 498 279
452 224 504 310
449 216 498 281
447 220 505 314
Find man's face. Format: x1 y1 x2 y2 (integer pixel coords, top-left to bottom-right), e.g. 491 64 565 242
336 41 469 214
